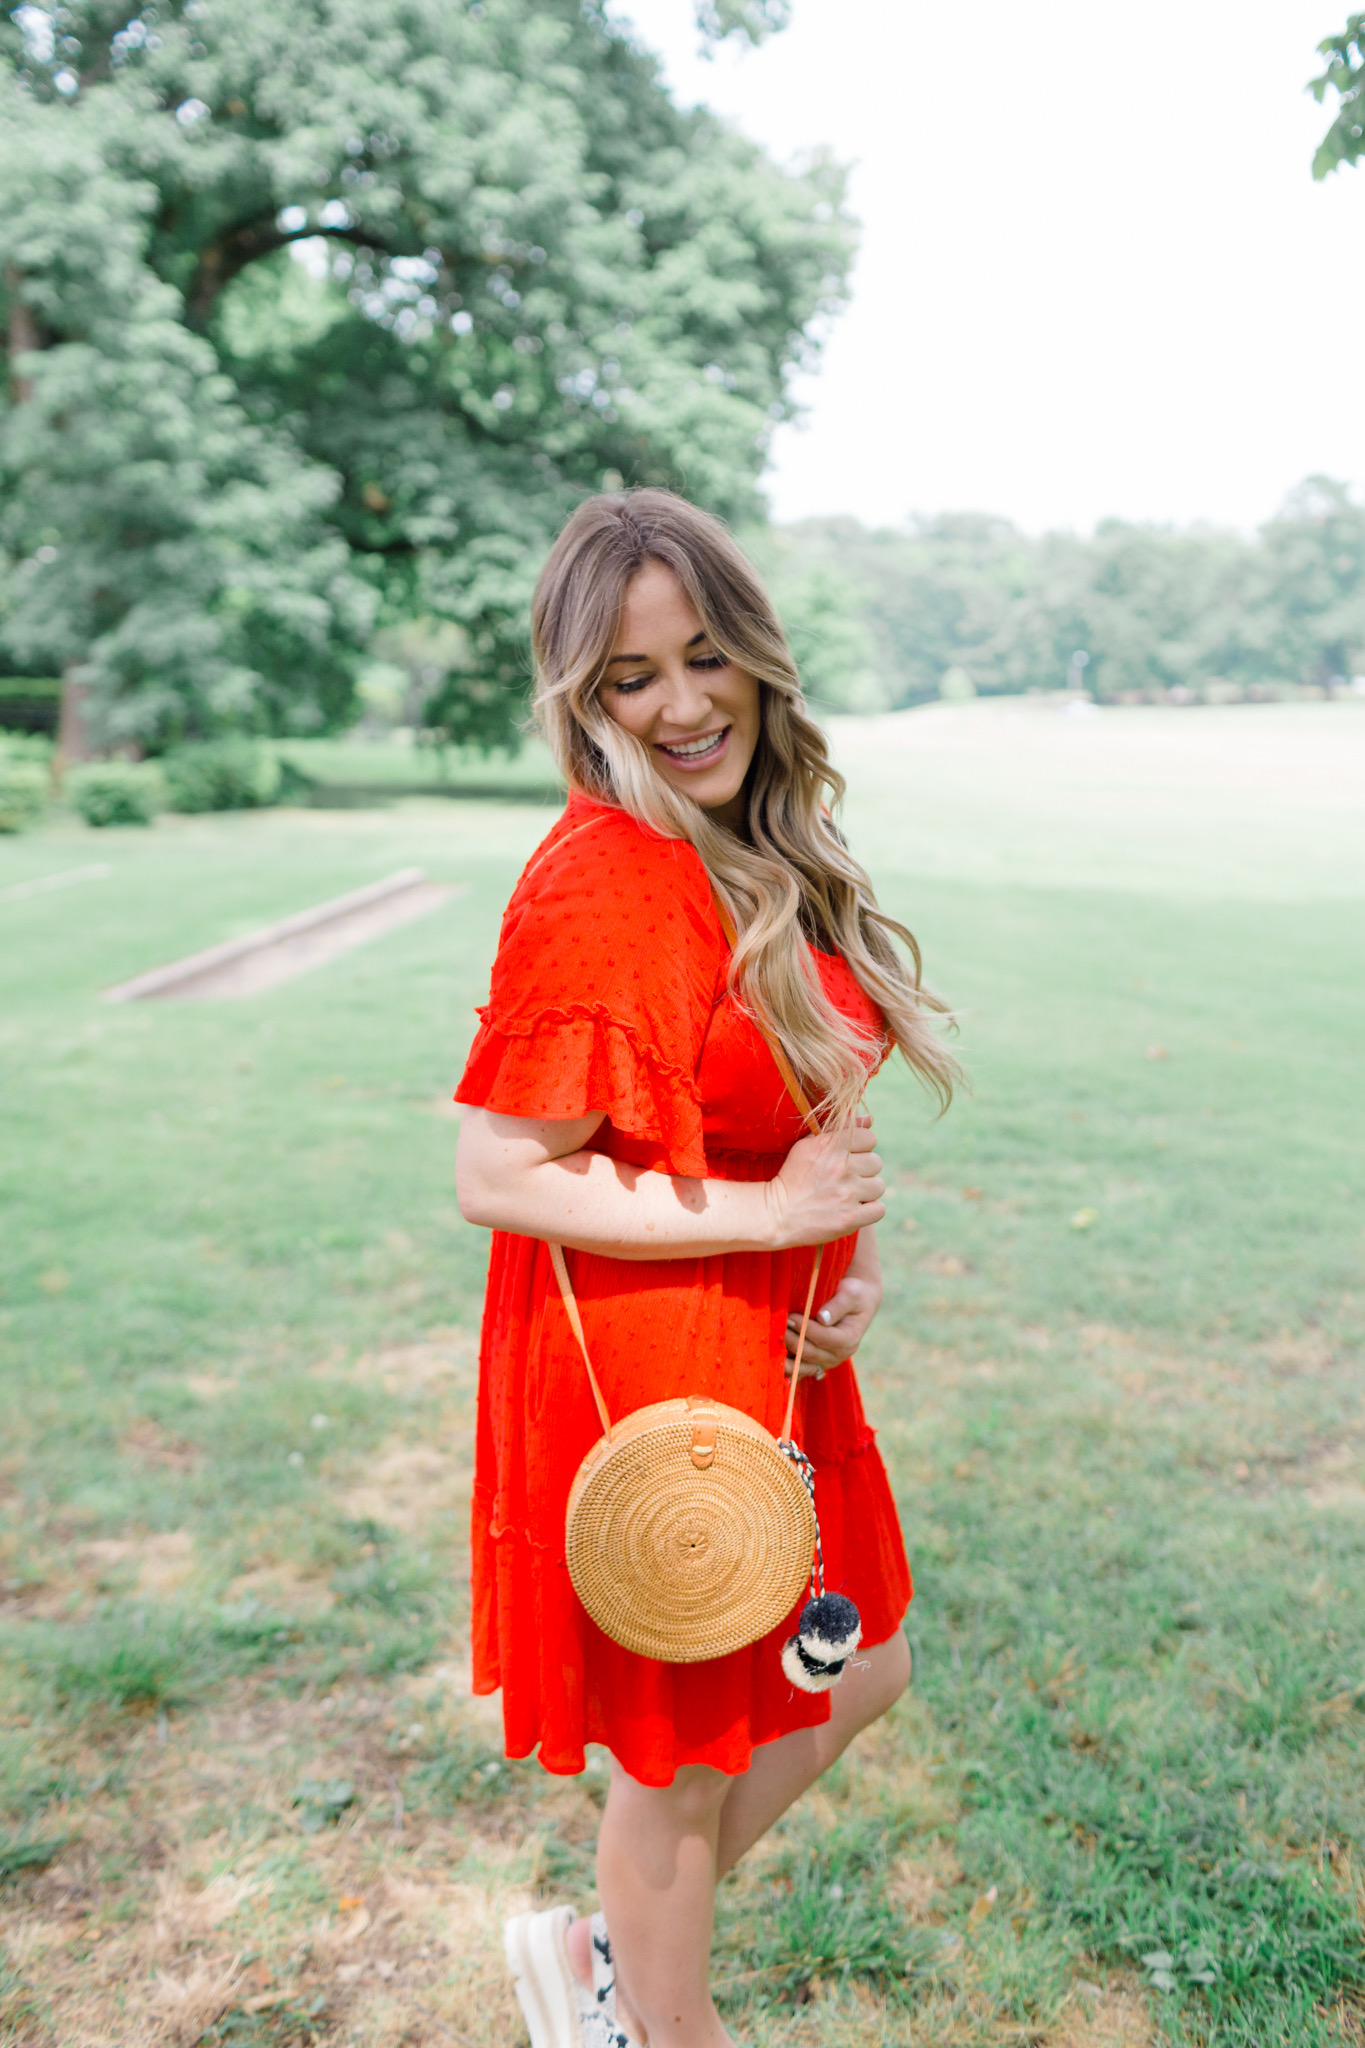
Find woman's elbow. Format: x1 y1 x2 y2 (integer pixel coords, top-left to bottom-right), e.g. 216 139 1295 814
454 1126 501 1229
454 1160 502 1230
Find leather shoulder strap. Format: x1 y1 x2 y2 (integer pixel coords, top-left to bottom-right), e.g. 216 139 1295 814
547 1243 613 1437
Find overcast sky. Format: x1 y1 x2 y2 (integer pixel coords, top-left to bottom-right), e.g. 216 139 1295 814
616 1 1365 535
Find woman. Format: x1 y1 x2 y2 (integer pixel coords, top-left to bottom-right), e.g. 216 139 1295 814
455 490 953 2048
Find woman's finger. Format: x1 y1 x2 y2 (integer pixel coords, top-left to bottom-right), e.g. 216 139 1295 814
786 1302 867 1362
810 1280 860 1327
784 1344 846 1375
784 1324 854 1369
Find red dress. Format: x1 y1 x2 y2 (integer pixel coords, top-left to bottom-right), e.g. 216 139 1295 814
455 792 912 1787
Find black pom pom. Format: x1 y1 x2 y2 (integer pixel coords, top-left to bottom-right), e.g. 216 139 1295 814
797 1592 861 1662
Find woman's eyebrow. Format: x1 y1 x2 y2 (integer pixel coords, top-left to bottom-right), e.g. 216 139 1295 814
604 632 707 667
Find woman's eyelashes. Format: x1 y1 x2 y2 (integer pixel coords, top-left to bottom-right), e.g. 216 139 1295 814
612 652 726 696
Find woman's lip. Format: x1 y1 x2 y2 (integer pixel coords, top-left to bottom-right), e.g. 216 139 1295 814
655 726 731 769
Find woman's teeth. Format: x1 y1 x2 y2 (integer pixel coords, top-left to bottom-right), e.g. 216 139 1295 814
660 729 727 760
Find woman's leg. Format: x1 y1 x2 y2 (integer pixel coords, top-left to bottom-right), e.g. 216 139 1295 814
716 1631 910 1875
564 1634 910 2038
589 1761 735 2047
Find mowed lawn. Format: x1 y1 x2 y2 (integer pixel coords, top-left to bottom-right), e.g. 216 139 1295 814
1 702 1362 2048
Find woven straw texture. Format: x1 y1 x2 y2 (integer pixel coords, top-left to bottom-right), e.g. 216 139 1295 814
566 1398 817 1663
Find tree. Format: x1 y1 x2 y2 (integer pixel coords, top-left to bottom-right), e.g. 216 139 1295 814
1256 476 1365 685
774 484 1365 705
1312 15 1365 177
695 0 791 47
1040 521 1263 701
0 0 852 752
745 527 886 711
778 513 1042 705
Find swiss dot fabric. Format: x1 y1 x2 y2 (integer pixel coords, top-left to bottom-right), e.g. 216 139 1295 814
455 793 912 1786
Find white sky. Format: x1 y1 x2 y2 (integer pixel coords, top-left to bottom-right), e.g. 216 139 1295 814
616 0 1365 534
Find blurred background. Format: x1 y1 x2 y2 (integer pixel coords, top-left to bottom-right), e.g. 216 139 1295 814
1 6 1364 2048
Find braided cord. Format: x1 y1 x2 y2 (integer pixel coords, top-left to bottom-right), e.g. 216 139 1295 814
778 1440 824 1601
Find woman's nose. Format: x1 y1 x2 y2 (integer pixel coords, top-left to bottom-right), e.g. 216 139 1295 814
655 665 713 730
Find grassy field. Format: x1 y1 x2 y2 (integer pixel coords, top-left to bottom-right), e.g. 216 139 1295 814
1 701 1362 2047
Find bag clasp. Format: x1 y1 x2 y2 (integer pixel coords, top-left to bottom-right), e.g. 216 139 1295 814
689 1415 718 1469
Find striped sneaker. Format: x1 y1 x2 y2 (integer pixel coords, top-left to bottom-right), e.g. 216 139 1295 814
503 1905 634 2048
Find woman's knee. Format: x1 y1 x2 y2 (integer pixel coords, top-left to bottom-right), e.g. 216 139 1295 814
610 1759 732 1829
871 1628 913 1713
837 1630 911 1735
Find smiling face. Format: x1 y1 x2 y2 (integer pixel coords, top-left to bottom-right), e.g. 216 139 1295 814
597 559 762 830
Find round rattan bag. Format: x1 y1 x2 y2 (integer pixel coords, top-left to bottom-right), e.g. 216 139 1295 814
565 1394 816 1663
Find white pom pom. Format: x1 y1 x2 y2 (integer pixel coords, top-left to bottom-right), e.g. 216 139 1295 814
782 1633 842 1693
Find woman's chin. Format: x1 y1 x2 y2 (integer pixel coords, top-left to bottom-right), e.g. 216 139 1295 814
660 766 745 812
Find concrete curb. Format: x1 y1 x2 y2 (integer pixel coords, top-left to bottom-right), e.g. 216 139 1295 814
103 868 430 1003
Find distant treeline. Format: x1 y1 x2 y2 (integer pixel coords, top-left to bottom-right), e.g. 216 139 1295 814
761 476 1365 711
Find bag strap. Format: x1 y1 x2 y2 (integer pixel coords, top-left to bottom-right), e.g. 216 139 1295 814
547 1242 614 1438
549 882 826 1443
549 1239 823 1444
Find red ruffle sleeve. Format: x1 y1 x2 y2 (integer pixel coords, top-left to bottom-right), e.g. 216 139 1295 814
455 798 723 1179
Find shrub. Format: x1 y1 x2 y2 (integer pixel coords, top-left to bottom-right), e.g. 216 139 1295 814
0 678 60 735
0 731 54 764
66 761 164 828
0 760 48 833
161 738 281 813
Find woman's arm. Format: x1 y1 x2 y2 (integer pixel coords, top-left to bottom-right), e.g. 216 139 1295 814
784 1223 884 1377
456 1107 886 1260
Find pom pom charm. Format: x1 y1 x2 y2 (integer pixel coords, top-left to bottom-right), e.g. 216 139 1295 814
775 1431 860 1692
781 1591 862 1694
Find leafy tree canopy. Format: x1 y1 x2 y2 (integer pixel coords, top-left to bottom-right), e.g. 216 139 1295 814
695 0 790 48
0 0 851 750
781 478 1365 707
1312 15 1365 177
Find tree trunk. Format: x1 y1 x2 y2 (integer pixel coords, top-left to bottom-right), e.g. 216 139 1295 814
5 266 38 402
9 273 94 760
58 668 93 765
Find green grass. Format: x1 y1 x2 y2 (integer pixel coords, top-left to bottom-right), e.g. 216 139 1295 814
0 705 1362 2044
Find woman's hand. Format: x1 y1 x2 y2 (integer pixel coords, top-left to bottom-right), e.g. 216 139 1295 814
764 1114 885 1250
784 1226 884 1380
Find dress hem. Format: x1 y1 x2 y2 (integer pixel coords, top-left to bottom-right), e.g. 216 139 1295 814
491 1604 912 1785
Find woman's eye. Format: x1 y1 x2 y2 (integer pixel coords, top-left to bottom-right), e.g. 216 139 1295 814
614 675 652 694
690 654 725 671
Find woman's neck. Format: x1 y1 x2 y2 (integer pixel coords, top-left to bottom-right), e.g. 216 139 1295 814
701 789 748 836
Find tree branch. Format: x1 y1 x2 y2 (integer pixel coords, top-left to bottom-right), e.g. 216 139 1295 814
341 532 419 557
187 222 388 327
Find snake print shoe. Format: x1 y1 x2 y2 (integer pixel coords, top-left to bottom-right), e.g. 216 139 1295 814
588 1911 633 2045
503 1905 634 2048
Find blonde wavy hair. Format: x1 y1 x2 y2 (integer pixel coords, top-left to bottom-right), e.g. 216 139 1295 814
531 489 956 1121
